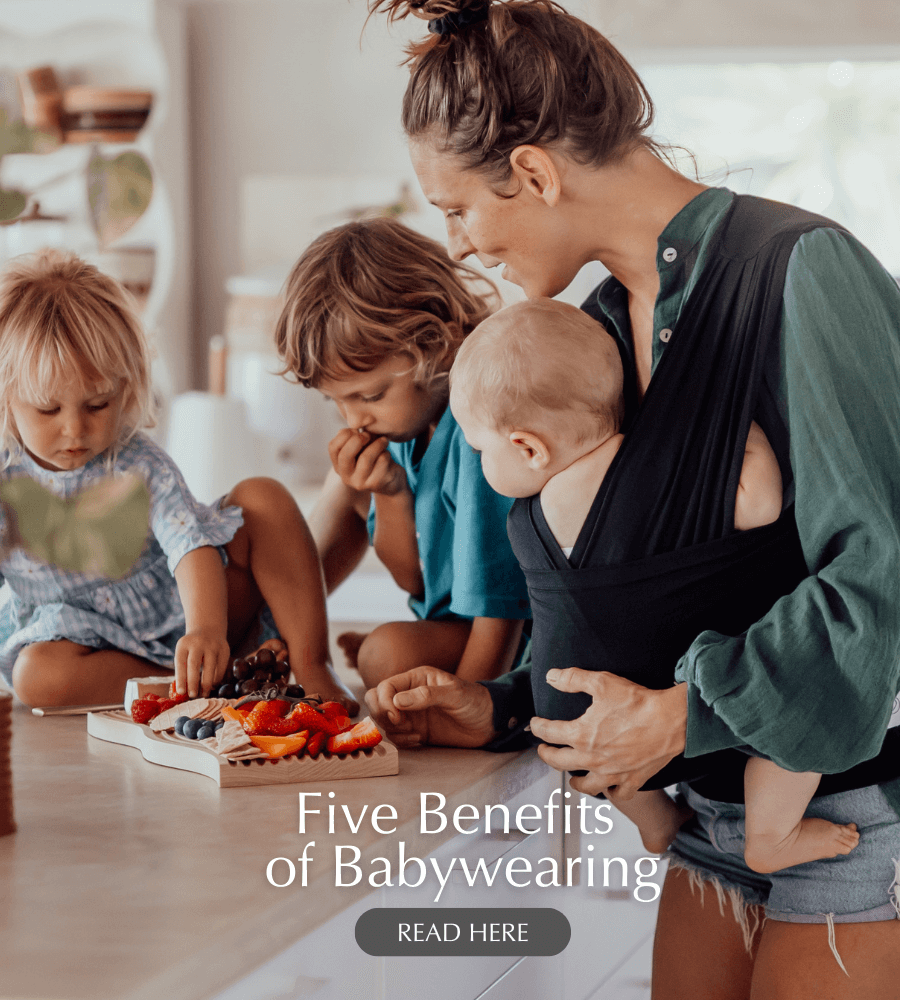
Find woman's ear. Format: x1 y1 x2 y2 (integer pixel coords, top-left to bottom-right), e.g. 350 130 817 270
508 146 562 208
509 429 551 469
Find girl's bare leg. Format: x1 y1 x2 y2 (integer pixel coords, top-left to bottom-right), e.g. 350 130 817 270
607 787 694 854
652 865 759 1000
743 758 859 874
354 619 472 689
222 477 359 714
12 640 162 707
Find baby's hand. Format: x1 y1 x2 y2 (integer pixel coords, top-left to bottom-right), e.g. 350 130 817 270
328 428 408 497
174 628 230 699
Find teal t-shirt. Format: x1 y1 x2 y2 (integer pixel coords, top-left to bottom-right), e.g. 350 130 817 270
368 406 531 623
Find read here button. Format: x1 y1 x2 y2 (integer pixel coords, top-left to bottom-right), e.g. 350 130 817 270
355 907 571 956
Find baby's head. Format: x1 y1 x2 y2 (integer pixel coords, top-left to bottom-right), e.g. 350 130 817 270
450 298 623 497
275 217 495 442
0 249 154 470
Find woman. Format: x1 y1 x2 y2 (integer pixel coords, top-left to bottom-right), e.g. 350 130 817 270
364 1 900 996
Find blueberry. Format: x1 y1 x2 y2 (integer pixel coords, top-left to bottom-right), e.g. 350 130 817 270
197 724 216 741
183 718 204 740
174 716 190 735
215 720 225 732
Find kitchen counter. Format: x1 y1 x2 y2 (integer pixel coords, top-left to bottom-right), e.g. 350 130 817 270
0 694 560 1000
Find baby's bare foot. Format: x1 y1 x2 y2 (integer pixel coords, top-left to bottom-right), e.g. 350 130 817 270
336 631 368 671
745 819 860 874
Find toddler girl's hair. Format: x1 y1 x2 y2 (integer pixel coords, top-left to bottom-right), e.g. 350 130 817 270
451 298 624 444
274 217 497 388
0 248 154 460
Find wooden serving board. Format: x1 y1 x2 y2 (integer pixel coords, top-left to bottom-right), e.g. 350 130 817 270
86 710 399 787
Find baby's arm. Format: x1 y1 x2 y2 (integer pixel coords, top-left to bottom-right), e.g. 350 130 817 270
734 421 783 531
455 617 524 684
172 546 231 697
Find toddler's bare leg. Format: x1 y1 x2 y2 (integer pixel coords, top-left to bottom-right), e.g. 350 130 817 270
12 640 161 707
606 787 694 855
222 477 359 714
355 619 472 689
743 757 859 873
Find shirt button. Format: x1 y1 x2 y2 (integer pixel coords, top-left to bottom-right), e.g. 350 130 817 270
508 716 519 730
659 328 673 343
662 247 678 262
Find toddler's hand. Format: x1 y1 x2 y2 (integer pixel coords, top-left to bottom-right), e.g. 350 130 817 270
328 428 408 497
174 628 230 699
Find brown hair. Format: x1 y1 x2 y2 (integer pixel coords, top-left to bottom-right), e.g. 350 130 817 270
0 248 155 461
275 217 496 388
451 298 623 444
369 0 663 181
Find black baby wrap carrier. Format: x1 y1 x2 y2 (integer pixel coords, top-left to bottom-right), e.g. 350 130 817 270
508 195 855 795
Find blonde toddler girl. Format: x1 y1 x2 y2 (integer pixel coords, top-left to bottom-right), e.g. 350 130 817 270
0 249 356 712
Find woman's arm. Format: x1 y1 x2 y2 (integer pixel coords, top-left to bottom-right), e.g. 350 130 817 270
679 229 900 773
172 545 231 697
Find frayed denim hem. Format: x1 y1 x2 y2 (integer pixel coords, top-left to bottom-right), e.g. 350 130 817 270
664 852 765 955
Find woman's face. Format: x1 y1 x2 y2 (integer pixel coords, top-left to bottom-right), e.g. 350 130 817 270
410 139 588 299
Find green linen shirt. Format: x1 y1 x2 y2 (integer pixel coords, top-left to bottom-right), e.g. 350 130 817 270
485 187 900 805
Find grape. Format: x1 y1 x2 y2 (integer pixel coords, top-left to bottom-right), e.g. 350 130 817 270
217 683 237 699
256 648 275 668
232 657 251 680
239 679 258 695
284 683 306 699
253 669 270 684
183 719 204 740
274 658 290 678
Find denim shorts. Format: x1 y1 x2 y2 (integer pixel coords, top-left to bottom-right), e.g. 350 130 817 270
667 782 900 925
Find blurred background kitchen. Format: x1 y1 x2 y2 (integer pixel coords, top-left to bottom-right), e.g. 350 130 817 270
0 0 898 625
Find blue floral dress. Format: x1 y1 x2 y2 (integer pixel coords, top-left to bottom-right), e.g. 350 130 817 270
0 433 243 684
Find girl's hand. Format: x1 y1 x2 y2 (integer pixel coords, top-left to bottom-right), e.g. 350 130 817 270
174 628 230 699
529 670 688 798
328 428 408 496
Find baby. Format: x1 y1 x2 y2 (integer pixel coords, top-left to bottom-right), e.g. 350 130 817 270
450 297 860 873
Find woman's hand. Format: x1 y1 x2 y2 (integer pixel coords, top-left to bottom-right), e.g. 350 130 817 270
529 669 688 798
328 428 407 496
364 666 497 748
174 627 230 699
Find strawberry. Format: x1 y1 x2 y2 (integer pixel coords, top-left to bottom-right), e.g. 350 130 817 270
144 693 161 702
286 703 341 736
306 730 327 758
262 716 304 737
319 701 351 725
326 718 382 754
131 698 163 725
156 698 176 713
168 682 189 704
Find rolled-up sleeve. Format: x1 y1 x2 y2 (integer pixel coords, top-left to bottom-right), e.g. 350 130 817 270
677 228 900 773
